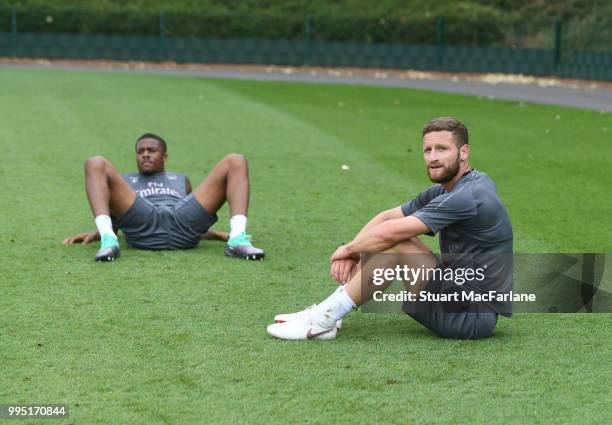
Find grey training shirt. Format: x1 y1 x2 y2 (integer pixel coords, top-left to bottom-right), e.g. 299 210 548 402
401 170 513 315
123 172 188 209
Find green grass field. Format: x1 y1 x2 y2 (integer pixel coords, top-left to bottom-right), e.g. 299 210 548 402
1 68 611 425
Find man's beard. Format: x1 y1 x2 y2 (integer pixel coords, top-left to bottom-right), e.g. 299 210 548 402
427 153 461 183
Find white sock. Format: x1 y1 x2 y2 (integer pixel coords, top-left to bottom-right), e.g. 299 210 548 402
229 215 247 239
314 285 357 322
94 215 116 238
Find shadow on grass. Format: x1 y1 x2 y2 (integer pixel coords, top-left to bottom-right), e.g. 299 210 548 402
340 313 515 343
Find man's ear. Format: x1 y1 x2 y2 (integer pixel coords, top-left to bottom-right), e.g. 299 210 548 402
460 144 469 161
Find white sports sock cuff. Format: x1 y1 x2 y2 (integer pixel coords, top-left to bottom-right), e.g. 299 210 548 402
315 287 357 322
94 215 115 237
338 288 357 310
229 214 248 239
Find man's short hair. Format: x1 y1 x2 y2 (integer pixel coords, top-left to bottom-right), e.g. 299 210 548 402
136 133 167 153
422 117 469 147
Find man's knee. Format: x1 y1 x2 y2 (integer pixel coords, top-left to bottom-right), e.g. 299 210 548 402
224 153 248 169
384 238 430 254
84 155 109 173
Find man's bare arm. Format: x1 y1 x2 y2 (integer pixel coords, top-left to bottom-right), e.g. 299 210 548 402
352 207 405 240
329 206 405 283
331 216 431 261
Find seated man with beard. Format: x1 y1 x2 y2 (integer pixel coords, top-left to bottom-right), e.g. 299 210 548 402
267 117 513 340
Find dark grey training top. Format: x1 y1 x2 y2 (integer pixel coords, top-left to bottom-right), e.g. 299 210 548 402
401 170 514 315
401 170 513 255
122 172 188 209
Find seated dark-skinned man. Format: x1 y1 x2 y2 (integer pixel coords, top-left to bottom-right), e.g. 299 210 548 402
64 133 265 262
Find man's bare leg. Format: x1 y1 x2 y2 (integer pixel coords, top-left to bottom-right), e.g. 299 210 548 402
85 156 137 218
190 153 249 216
83 156 136 261
267 238 436 339
343 238 437 305
191 154 264 259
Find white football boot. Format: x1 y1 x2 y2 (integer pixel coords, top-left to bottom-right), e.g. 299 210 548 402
267 308 338 340
274 304 342 329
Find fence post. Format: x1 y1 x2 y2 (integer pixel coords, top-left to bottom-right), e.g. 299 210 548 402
159 11 166 61
436 17 445 68
304 15 312 66
553 20 562 73
10 5 17 57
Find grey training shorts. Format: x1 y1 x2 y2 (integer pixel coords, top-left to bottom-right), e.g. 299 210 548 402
402 271 498 340
116 194 217 250
404 308 498 340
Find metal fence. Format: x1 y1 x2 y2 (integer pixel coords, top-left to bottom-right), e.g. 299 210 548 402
0 7 610 81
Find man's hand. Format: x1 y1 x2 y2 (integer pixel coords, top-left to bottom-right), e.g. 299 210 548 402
63 231 100 244
331 258 358 284
330 244 358 262
330 244 360 284
201 229 230 241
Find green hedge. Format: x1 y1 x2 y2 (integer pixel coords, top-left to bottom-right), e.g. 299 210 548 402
0 5 509 46
1 0 610 50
